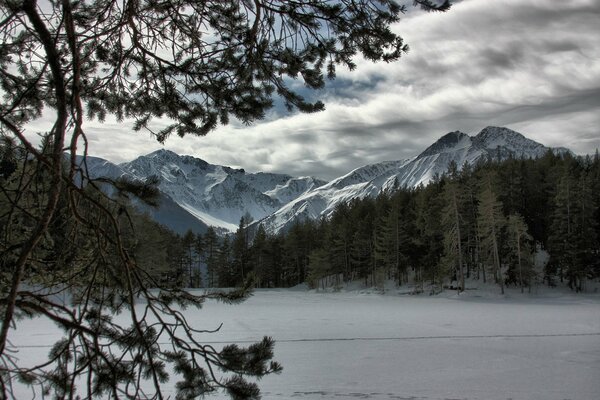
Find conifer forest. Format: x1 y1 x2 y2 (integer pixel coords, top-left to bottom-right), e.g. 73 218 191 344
98 151 600 294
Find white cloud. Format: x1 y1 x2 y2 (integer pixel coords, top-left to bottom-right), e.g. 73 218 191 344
48 0 600 180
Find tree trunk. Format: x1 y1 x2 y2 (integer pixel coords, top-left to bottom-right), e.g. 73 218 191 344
517 233 523 294
452 190 465 292
491 224 504 294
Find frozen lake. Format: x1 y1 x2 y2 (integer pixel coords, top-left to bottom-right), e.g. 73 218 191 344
10 288 600 400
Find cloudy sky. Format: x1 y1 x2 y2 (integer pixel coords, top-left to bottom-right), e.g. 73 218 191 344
47 0 600 180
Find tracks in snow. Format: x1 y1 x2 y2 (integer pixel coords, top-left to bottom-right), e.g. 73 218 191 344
14 332 600 348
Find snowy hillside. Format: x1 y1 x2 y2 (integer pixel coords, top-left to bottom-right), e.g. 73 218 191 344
257 160 410 233
84 149 326 232
76 155 211 234
257 126 566 234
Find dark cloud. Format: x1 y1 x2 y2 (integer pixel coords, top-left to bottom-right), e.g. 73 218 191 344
73 0 600 181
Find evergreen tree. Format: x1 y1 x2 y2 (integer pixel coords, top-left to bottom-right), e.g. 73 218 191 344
232 216 252 285
203 227 220 287
182 230 198 288
414 182 445 292
130 214 177 286
590 150 600 279
306 248 332 290
165 234 185 287
441 180 466 291
462 162 483 281
194 232 205 287
506 213 533 293
265 236 284 288
374 205 396 283
251 225 270 288
548 172 577 285
349 216 375 286
281 225 305 287
328 203 354 283
216 236 234 288
478 175 506 294
571 172 598 291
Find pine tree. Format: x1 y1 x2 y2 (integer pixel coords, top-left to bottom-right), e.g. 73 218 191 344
306 248 332 290
414 182 445 292
216 235 233 288
590 150 600 279
203 227 220 287
507 213 533 293
350 225 374 286
462 163 483 282
478 175 506 294
251 225 270 288
548 173 577 284
328 203 354 283
374 207 396 284
281 225 304 287
182 230 198 288
441 180 466 292
571 172 598 291
130 214 176 286
194 232 205 287
232 216 252 285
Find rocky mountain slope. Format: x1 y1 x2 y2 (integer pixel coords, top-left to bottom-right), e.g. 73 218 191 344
82 150 326 233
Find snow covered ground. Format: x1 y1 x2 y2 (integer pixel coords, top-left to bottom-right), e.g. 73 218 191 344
9 286 600 400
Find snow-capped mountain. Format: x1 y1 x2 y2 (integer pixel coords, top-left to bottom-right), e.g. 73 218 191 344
75 155 212 235
83 149 326 233
254 160 410 232
82 126 567 236
256 126 566 234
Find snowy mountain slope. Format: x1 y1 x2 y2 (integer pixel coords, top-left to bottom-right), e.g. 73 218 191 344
75 155 211 234
264 176 326 204
133 192 212 235
257 160 410 233
257 126 565 234
83 149 326 232
81 126 566 235
76 155 130 181
116 149 326 230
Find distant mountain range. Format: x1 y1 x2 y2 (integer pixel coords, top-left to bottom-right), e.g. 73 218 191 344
82 149 326 234
83 126 568 235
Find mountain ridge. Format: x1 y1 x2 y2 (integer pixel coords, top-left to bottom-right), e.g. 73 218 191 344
83 149 327 232
255 126 569 234
82 126 569 235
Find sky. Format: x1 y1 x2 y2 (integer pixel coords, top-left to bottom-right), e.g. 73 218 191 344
30 0 600 181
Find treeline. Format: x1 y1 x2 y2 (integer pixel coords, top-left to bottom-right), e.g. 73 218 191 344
0 139 186 293
8 141 596 293
168 150 599 293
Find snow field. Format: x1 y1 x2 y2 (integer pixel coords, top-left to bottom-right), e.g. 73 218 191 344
9 288 600 400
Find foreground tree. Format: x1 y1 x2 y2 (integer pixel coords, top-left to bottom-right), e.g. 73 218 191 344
0 0 452 398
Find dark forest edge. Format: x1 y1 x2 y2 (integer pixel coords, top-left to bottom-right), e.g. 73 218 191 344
180 150 600 294
31 147 596 295
4 144 597 296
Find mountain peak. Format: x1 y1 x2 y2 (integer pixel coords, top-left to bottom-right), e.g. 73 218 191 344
474 126 526 145
139 149 212 170
146 148 179 158
472 126 546 156
419 130 471 158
